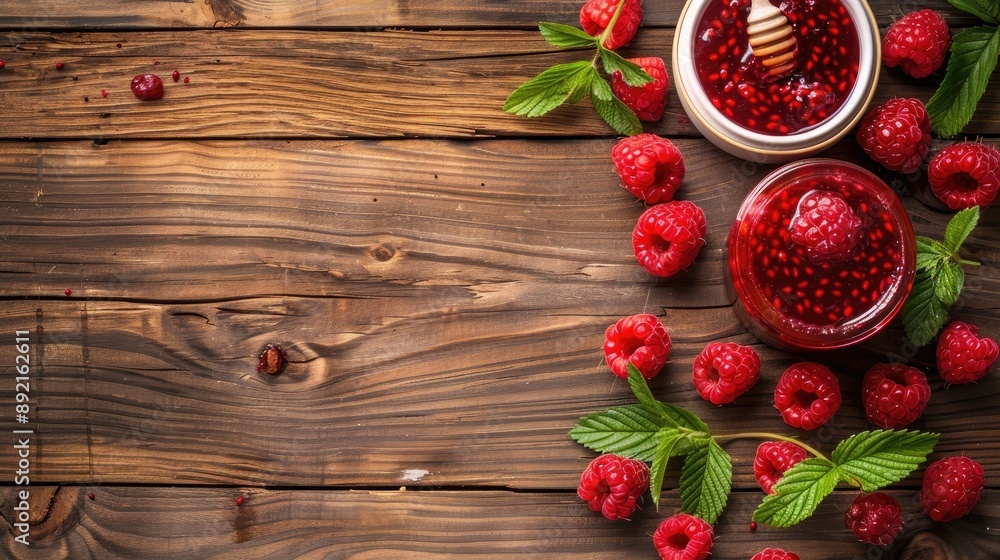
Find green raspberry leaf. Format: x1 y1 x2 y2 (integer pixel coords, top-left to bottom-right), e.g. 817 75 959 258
903 268 950 348
927 26 1000 137
591 77 643 135
650 429 686 510
503 60 596 118
916 236 951 259
569 404 668 461
599 49 653 87
679 440 732 524
627 363 661 414
568 67 599 104
626 364 711 454
948 0 999 24
936 260 965 308
832 430 939 491
943 206 980 253
538 22 599 49
752 458 840 528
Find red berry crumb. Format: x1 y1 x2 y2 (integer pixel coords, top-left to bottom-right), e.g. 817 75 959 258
789 190 862 264
845 492 904 546
652 513 714 560
856 98 932 174
920 456 985 522
257 343 287 375
235 495 245 506
184 76 190 84
882 10 950 79
928 142 1000 210
751 548 801 560
604 313 671 380
172 69 180 82
64 289 72 296
577 454 649 521
937 321 999 385
692 341 760 405
580 0 643 51
612 133 686 204
55 62 65 70
632 200 706 278
0 60 5 69
88 492 95 501
130 74 164 101
611 57 669 122
101 89 108 98
862 363 931 429
749 521 758 531
773 362 842 430
753 441 808 494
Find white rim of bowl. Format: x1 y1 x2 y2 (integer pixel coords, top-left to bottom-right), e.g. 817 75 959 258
673 0 880 156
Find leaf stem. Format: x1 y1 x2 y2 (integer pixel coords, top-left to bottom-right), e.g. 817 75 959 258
956 257 981 267
713 432 833 464
598 0 628 46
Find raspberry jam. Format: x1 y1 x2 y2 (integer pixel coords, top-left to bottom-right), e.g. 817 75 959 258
728 160 915 350
694 0 860 135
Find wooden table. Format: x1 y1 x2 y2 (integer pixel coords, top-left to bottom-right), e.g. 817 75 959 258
0 1 997 558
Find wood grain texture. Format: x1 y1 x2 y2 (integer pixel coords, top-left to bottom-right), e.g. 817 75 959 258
1 29 999 139
1 488 996 559
0 0 982 29
0 139 997 489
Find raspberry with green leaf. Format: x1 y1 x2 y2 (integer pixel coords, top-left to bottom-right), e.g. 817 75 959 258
580 0 643 51
577 453 650 520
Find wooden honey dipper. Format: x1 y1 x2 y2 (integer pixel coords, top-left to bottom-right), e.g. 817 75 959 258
747 0 798 79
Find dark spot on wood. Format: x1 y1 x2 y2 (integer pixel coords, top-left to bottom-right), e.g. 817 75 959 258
93 139 108 145
100 112 111 119
116 43 122 48
374 243 396 261
898 532 951 560
256 343 286 376
208 0 246 28
83 97 89 102
72 76 78 81
480 183 485 187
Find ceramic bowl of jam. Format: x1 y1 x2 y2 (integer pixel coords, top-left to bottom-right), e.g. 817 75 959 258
673 0 880 162
727 159 916 351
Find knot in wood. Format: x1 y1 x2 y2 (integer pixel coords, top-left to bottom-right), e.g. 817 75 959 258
256 344 286 376
374 243 396 261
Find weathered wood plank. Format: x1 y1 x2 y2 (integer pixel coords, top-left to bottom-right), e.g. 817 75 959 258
1 30 998 139
0 0 980 29
0 488 995 559
0 300 996 488
0 139 997 305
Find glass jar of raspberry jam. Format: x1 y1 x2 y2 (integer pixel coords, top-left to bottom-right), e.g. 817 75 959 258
673 0 880 162
727 159 916 350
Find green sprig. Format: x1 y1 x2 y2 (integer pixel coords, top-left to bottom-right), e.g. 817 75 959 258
503 1 650 135
902 207 981 347
571 366 939 528
927 1 1000 136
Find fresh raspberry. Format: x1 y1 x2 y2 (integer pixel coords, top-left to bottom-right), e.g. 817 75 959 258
612 57 668 122
580 0 643 51
856 98 932 174
928 142 1000 210
789 190 863 264
753 441 809 494
751 549 801 560
604 313 671 380
692 342 760 405
773 362 842 430
920 456 985 522
882 10 950 79
652 513 714 560
862 363 931 429
937 321 999 384
632 200 706 278
612 133 686 204
577 454 650 520
844 492 904 546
